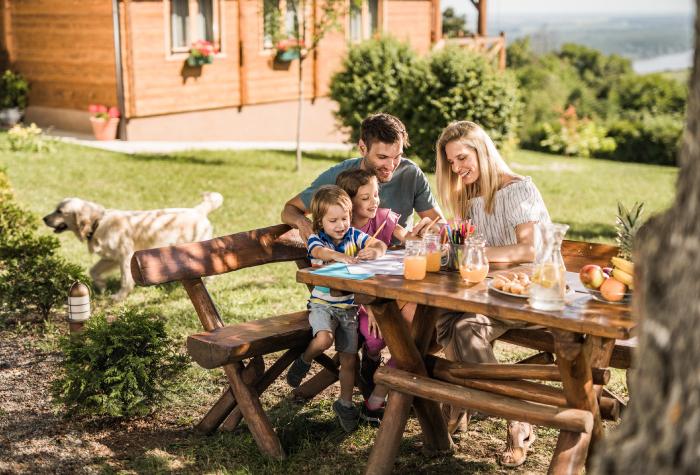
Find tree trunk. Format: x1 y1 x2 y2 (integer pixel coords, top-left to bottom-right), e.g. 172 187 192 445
593 2 700 473
295 56 304 173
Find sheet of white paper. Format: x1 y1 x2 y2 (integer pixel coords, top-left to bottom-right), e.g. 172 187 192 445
346 249 405 275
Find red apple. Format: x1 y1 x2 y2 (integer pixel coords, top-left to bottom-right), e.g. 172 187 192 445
579 264 606 290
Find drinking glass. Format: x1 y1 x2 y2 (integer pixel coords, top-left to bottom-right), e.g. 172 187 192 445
423 232 442 272
458 236 489 284
404 239 427 280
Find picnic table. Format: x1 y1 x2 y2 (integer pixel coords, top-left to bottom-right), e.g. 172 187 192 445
297 262 635 474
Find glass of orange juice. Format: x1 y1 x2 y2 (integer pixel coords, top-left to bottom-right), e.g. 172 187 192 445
423 233 442 272
459 236 489 284
404 239 427 280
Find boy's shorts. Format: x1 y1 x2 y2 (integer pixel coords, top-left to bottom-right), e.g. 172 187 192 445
308 301 359 353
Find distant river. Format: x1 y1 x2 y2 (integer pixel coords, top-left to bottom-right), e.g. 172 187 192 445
633 49 693 74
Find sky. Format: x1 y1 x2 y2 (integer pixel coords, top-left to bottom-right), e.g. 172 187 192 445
442 0 694 18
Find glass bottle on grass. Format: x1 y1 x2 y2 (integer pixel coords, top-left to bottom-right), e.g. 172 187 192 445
423 232 442 272
404 239 427 280
459 236 489 284
529 222 569 311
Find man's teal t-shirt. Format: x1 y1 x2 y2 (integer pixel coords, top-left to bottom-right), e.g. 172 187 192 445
299 157 439 229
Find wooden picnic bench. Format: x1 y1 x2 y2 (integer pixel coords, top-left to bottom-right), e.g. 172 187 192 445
131 223 636 464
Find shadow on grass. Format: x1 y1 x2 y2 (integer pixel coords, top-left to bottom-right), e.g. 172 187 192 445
565 222 616 241
129 153 227 166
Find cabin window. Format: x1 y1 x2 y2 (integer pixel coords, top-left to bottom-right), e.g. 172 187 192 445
262 0 301 50
169 0 221 54
349 0 381 43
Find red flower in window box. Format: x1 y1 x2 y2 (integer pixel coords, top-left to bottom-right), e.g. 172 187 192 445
187 40 219 67
274 38 306 62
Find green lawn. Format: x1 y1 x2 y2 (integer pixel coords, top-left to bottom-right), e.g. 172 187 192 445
0 137 677 473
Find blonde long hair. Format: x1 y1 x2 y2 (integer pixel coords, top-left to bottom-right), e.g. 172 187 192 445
435 121 514 218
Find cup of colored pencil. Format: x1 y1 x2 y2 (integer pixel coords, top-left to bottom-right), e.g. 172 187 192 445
440 219 476 270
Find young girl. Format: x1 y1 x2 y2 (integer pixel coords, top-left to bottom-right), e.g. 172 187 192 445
335 169 432 424
286 185 386 432
434 121 551 467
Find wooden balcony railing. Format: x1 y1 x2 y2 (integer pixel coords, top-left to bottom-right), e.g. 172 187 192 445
438 32 507 71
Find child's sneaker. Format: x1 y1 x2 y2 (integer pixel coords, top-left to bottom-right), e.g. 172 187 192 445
360 400 385 427
332 400 359 432
286 356 311 387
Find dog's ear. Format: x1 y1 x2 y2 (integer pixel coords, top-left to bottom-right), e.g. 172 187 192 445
75 203 105 241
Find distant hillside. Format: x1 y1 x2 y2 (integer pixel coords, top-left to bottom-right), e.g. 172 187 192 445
491 14 693 60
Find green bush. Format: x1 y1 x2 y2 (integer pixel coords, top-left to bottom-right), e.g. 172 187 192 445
0 172 88 320
52 307 189 418
0 229 87 319
604 114 683 166
0 70 29 109
404 46 521 170
615 73 687 115
329 37 424 144
540 118 616 158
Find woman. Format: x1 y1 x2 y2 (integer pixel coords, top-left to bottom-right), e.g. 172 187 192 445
434 121 551 468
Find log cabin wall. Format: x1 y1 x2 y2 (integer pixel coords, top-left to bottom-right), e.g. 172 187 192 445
2 0 438 139
2 0 117 110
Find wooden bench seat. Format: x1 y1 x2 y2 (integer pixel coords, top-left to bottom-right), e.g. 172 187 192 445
187 311 312 369
131 224 313 460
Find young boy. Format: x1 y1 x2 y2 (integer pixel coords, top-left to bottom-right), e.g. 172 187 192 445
286 185 386 432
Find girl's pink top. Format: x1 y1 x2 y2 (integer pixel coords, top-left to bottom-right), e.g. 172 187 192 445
359 208 400 246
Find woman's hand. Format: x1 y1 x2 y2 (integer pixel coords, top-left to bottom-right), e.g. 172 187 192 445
407 217 438 239
367 310 382 338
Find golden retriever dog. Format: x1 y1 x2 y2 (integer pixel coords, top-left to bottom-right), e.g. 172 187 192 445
43 192 223 300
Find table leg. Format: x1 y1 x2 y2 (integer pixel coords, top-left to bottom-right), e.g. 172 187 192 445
364 301 452 474
548 331 599 475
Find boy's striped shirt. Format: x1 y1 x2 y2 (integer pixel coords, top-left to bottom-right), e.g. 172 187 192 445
306 228 370 306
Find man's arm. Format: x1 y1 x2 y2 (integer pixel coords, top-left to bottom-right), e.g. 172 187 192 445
281 194 314 242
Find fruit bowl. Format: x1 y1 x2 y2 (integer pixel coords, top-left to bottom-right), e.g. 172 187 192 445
584 288 633 305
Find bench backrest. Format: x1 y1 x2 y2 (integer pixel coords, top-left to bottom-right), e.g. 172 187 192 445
131 223 308 286
561 239 618 273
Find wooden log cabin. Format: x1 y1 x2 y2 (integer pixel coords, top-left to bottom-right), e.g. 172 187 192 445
0 0 441 142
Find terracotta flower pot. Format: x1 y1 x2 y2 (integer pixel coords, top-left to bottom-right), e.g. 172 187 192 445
89 117 119 141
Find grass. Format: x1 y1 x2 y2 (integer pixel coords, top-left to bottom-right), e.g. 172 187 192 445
0 136 677 473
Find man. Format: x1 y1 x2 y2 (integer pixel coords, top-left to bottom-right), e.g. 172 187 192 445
282 113 442 242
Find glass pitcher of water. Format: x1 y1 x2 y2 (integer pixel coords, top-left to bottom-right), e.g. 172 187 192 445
528 222 569 311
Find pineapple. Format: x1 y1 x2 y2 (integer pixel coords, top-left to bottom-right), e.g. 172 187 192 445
615 201 645 260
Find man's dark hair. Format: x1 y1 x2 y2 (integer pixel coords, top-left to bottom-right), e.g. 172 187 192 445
360 113 410 151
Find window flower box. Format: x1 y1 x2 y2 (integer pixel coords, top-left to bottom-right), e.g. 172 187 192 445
187 40 217 67
274 38 306 62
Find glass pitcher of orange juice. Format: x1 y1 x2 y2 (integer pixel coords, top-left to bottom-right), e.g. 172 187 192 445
529 222 569 310
404 239 427 280
423 233 442 272
459 236 489 284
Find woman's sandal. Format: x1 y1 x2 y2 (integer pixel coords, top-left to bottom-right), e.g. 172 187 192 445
498 421 537 468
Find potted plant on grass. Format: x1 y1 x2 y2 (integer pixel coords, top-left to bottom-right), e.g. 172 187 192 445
88 104 120 141
0 70 29 127
186 40 218 67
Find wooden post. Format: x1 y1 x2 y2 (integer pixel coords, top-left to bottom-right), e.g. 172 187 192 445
67 282 90 334
498 31 506 71
549 331 598 474
477 0 487 36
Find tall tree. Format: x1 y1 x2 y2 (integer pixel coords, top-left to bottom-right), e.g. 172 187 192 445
593 2 700 472
272 0 347 172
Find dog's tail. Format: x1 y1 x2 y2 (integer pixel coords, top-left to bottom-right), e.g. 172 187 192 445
195 192 224 215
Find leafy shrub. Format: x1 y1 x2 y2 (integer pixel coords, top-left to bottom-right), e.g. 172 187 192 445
0 231 87 319
0 174 87 320
0 70 29 109
604 114 683 166
329 37 424 144
615 73 687 115
6 123 54 152
538 106 616 158
403 46 521 170
0 167 12 201
52 307 189 418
